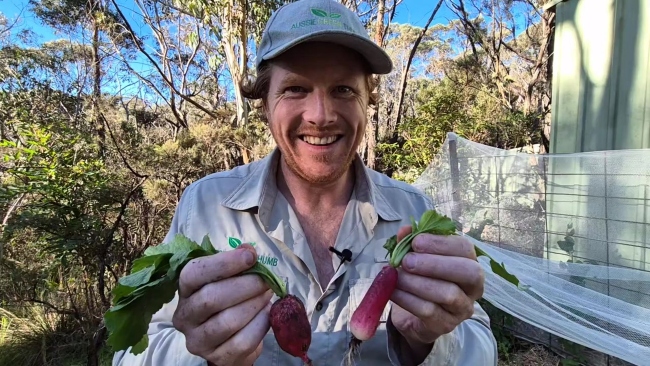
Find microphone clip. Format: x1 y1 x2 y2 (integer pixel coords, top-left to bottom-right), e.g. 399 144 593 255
329 246 352 263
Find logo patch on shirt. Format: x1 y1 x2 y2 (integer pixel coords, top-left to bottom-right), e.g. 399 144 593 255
227 236 278 267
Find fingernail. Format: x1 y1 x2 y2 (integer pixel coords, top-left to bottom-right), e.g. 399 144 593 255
243 250 255 266
403 253 416 270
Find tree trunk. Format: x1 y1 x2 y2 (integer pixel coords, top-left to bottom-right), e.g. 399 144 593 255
222 0 248 126
394 0 443 134
92 11 105 157
365 0 385 169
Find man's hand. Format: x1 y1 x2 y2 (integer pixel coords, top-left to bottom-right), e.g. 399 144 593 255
388 225 485 360
172 244 273 366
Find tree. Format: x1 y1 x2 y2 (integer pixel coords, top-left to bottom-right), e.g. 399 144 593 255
29 0 137 157
444 0 554 151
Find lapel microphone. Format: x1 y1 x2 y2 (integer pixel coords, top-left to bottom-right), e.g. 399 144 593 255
329 247 353 273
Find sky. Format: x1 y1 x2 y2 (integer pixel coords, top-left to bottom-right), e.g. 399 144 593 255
0 0 458 100
0 0 457 46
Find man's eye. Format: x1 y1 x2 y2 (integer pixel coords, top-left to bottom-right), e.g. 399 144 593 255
285 86 305 93
336 86 353 94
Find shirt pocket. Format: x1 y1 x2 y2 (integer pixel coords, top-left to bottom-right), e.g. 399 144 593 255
374 245 391 264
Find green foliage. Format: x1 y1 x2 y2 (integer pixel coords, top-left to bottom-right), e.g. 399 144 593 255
105 234 287 354
378 77 543 181
0 90 113 260
381 210 520 288
383 209 459 267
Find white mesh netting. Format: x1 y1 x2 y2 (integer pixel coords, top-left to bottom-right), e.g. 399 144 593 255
413 133 650 366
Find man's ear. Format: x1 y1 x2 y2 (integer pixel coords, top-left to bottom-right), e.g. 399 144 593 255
261 99 270 124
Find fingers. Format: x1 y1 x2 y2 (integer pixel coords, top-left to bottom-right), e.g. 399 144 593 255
395 269 476 314
240 342 265 366
412 234 476 260
395 224 476 260
178 274 270 326
204 302 272 365
390 288 463 336
401 253 484 300
186 289 273 355
396 225 413 242
179 244 258 298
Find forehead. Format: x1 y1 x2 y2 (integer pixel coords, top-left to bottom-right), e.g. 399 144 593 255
269 42 369 82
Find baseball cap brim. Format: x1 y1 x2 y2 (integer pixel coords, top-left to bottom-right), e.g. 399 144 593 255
259 30 393 75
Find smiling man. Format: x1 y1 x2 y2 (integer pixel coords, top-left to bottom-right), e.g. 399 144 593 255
112 0 498 365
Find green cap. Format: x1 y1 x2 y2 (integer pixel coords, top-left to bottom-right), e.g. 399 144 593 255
256 0 393 74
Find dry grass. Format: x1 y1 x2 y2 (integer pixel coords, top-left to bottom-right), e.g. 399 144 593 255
499 344 563 366
0 306 114 366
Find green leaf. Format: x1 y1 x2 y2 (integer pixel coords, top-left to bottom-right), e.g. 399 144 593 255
383 235 398 258
475 246 520 287
416 210 457 235
311 8 327 17
144 234 201 256
200 235 218 255
557 240 574 253
104 233 288 355
242 262 287 299
131 334 148 355
489 260 519 288
118 265 156 288
388 209 457 267
329 12 341 18
228 236 241 249
131 253 172 273
105 276 178 354
110 266 157 301
383 209 522 289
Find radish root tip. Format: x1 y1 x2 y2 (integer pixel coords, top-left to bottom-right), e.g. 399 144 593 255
343 336 362 366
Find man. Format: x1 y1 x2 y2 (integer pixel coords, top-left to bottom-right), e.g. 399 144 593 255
113 0 497 365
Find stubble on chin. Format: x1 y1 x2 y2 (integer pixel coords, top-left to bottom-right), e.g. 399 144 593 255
282 149 356 185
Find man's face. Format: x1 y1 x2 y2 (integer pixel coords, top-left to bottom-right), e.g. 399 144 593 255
264 42 370 185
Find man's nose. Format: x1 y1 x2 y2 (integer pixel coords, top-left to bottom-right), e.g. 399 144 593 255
303 90 336 125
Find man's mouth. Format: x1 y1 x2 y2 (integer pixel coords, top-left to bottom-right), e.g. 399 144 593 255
300 135 341 146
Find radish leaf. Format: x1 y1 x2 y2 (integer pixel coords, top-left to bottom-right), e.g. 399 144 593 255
104 233 287 355
385 209 521 288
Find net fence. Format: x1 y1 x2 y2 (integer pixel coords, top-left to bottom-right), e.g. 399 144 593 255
413 133 650 366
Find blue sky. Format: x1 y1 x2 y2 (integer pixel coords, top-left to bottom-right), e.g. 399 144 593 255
0 0 457 100
0 0 456 46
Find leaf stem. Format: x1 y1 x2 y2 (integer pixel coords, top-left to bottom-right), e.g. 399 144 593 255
388 232 418 268
242 261 287 298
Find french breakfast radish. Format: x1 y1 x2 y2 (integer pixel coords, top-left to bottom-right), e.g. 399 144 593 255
345 264 399 365
349 265 398 341
344 210 460 364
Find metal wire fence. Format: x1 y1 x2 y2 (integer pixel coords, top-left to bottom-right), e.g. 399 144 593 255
414 134 649 366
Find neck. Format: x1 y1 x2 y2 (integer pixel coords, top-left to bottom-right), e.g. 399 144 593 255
277 157 355 211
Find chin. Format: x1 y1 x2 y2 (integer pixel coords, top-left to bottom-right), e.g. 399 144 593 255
289 158 353 185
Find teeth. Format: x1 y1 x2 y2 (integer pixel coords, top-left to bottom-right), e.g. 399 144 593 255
303 136 338 145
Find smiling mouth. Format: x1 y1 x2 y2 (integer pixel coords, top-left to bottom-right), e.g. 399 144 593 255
300 135 342 146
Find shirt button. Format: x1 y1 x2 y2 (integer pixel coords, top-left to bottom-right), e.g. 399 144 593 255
315 302 323 311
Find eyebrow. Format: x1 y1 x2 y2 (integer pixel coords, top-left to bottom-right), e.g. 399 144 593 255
278 73 362 88
278 74 306 87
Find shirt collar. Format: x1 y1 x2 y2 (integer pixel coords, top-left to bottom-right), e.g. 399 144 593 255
220 148 401 224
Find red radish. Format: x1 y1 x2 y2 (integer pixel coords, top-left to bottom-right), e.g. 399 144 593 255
269 294 313 365
345 265 399 364
350 265 399 341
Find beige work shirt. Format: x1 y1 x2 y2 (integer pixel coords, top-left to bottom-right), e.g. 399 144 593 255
112 149 497 366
